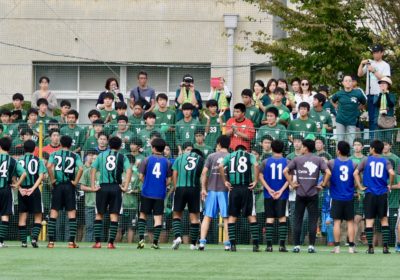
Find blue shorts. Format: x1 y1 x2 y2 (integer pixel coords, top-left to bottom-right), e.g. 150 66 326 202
203 191 228 218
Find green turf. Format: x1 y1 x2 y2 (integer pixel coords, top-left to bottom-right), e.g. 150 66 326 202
1 242 399 279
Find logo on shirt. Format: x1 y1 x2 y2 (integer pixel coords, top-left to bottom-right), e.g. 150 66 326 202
204 150 209 155
320 116 325 121
351 97 357 103
250 111 254 116
75 131 79 136
167 114 171 120
303 161 318 176
306 124 311 129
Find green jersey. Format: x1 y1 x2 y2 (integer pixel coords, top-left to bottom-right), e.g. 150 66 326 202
53 115 67 124
175 118 200 147
18 153 46 188
112 130 135 154
83 136 98 152
138 126 165 156
38 114 51 124
60 125 85 151
330 89 366 126
48 149 83 183
262 104 290 120
91 150 131 185
194 143 213 158
172 152 204 187
79 165 97 207
201 115 222 148
350 154 366 165
128 115 145 136
287 118 317 138
155 108 176 147
245 105 261 128
222 150 257 186
256 123 287 143
0 153 25 189
100 109 118 123
383 153 400 208
309 108 333 132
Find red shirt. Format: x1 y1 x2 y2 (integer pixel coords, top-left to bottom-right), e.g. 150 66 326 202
226 117 255 151
36 144 61 157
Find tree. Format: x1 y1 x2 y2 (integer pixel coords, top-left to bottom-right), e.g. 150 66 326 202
244 0 372 86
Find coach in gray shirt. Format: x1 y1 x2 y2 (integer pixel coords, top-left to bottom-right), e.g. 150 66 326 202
283 139 331 253
129 70 156 112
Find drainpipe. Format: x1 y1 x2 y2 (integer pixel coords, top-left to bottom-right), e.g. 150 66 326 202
224 14 238 110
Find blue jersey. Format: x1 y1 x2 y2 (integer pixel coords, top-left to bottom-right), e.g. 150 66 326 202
361 156 390 195
329 158 355 201
262 157 288 200
140 155 171 199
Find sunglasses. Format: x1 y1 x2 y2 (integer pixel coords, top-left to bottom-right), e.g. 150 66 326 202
301 83 309 86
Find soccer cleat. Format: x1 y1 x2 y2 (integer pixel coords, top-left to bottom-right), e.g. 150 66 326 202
107 243 116 249
47 242 54 248
331 246 340 254
137 239 145 249
395 245 400 253
348 247 356 254
92 242 101 249
366 247 374 254
198 243 205 251
279 246 288 253
265 246 273 252
172 237 182 250
383 247 391 254
0 242 7 248
230 244 237 252
68 242 79 248
190 244 198 250
307 246 316 253
253 245 260 252
292 246 300 253
151 243 160 250
21 242 28 248
31 239 39 248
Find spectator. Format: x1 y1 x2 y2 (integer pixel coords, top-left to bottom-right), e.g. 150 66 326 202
277 78 295 111
375 77 396 142
175 74 202 121
202 99 223 149
60 109 84 153
99 92 118 124
242 89 261 128
331 75 367 145
193 128 213 158
37 98 51 124
225 103 255 152
290 77 301 118
96 78 124 110
257 106 287 143
253 79 271 114
128 101 145 136
95 132 109 153
54 100 71 124
294 79 315 110
83 120 104 152
287 102 317 140
11 93 27 122
208 77 231 121
31 76 58 116
261 87 291 126
357 44 391 132
42 129 61 156
317 85 336 116
154 93 176 148
129 71 156 112
309 93 333 134
175 103 200 155
112 115 134 155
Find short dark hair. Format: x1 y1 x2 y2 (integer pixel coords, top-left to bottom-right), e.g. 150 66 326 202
182 103 194 111
313 93 326 105
156 93 168 102
60 135 72 148
60 100 71 108
261 134 274 143
0 109 11 117
98 132 108 139
370 140 384 154
182 142 193 150
130 137 143 147
137 70 148 79
36 98 48 107
241 88 253 98
0 137 12 152
103 92 115 100
151 138 166 153
150 131 161 139
115 102 127 110
274 87 285 96
277 79 288 91
21 128 33 136
337 141 351 157
298 102 310 111
93 119 105 125
302 139 315 153
353 138 363 145
271 140 285 154
291 77 301 85
38 76 50 84
117 115 128 123
235 145 247 151
105 78 119 90
143 112 156 120
88 109 101 118
266 106 279 118
24 140 36 153
195 128 205 136
216 135 230 149
67 109 79 119
206 99 218 108
48 129 60 137
12 93 24 101
234 103 246 113
109 136 122 150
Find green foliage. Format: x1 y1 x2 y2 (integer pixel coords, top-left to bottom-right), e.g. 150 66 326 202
0 101 61 116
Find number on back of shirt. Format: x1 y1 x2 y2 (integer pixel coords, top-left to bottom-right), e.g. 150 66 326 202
19 159 38 176
54 155 75 174
270 163 283 180
185 156 197 171
106 155 116 171
152 162 161 178
0 161 8 178
339 165 349 181
370 161 384 178
229 156 248 173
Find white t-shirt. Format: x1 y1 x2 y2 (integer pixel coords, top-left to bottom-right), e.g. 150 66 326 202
363 60 391 95
294 91 316 110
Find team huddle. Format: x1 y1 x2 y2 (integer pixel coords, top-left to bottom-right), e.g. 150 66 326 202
0 129 397 254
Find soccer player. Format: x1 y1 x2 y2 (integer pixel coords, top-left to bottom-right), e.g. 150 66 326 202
17 140 46 248
283 139 331 253
257 106 287 143
0 137 27 248
354 140 395 254
171 146 204 250
201 99 223 148
199 135 231 251
259 140 289 252
137 138 172 249
219 145 260 252
309 93 333 134
328 141 358 254
112 115 134 155
47 135 84 248
91 136 132 249
54 100 71 124
194 128 213 158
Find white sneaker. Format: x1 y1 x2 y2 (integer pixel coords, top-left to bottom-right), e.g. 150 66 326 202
331 246 340 254
190 244 198 250
0 242 7 248
199 243 205 251
348 246 356 254
172 237 182 250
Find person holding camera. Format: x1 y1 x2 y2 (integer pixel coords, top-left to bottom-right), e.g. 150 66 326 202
175 74 203 121
357 44 391 133
129 71 156 113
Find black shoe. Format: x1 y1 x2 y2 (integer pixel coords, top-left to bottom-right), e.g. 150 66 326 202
31 239 38 248
279 246 288 252
230 244 237 252
21 242 27 248
308 246 316 253
366 247 374 254
253 245 260 252
292 247 300 253
383 247 391 254
265 246 273 252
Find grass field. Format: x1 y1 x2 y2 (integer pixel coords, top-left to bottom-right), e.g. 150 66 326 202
1 242 399 280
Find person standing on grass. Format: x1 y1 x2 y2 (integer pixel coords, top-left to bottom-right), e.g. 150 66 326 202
283 139 331 254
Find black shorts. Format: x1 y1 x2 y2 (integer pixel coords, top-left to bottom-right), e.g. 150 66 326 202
18 187 43 214
364 192 388 219
331 199 354 221
228 186 255 217
173 187 200 213
96 184 123 215
140 196 164 216
264 198 288 218
0 187 13 216
51 183 76 211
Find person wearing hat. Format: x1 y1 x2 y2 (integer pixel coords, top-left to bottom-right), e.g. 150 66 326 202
175 103 200 155
175 74 202 121
357 44 391 132
374 76 396 142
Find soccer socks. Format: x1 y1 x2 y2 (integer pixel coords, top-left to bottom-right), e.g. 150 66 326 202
365 227 373 248
47 218 56 242
31 223 42 241
108 221 118 244
228 223 236 245
19 226 27 243
189 223 200 246
68 218 77 243
250 222 259 246
0 221 9 243
153 225 162 245
94 220 102 243
278 222 288 247
382 226 390 247
138 218 146 241
265 223 274 247
172 218 182 238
